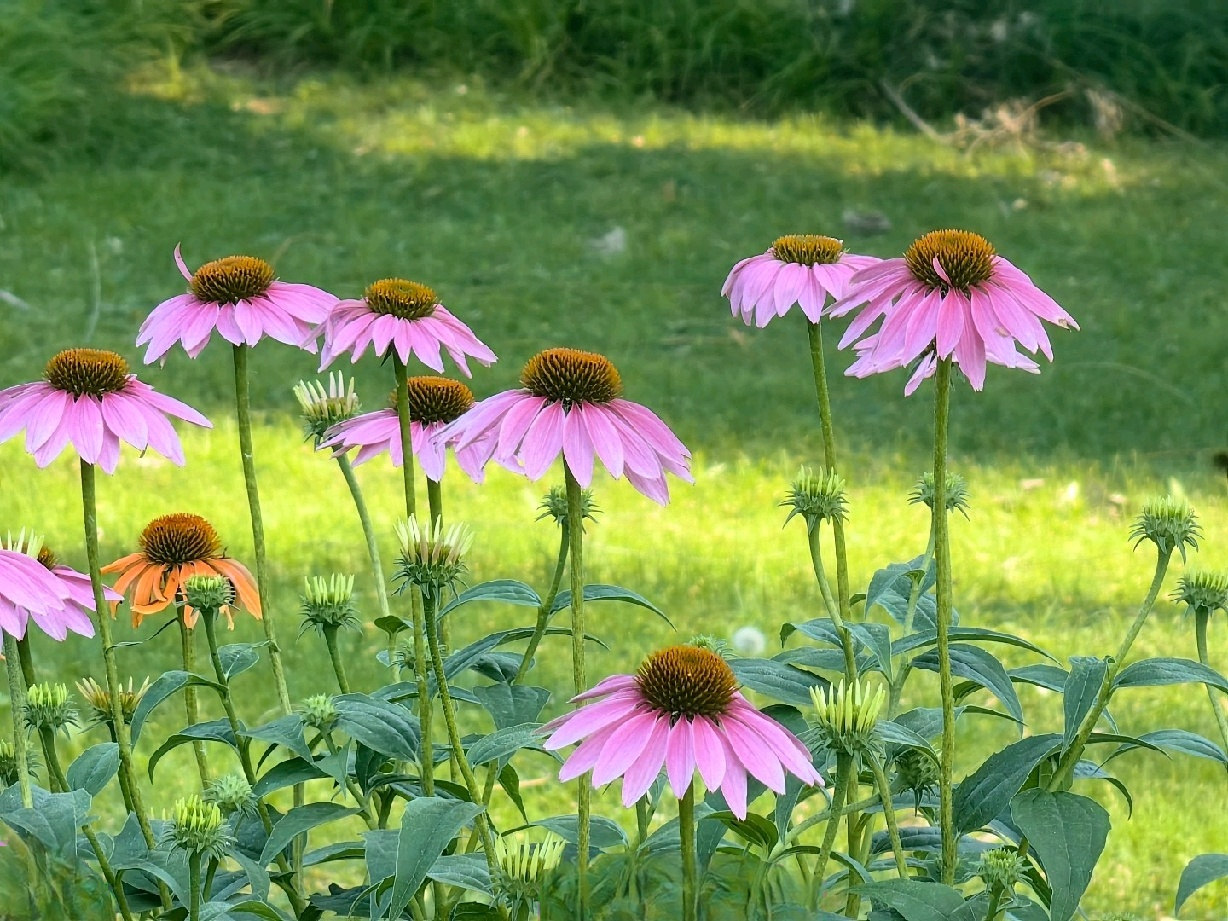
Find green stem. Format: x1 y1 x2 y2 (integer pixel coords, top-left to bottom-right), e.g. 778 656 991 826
807 524 857 683
323 626 351 694
179 606 210 785
870 757 909 878
564 466 590 921
1196 610 1228 769
4 635 31 809
427 477 447 647
14 637 55 791
334 454 396 673
844 782 863 917
784 790 879 845
930 358 957 886
320 732 378 829
80 461 156 851
514 524 570 684
806 321 854 628
188 851 202 921
809 753 851 909
680 783 698 921
232 344 292 716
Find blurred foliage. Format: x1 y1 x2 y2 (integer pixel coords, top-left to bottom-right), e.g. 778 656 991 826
0 830 113 921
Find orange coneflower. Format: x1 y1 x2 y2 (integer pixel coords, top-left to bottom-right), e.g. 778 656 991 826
102 513 260 628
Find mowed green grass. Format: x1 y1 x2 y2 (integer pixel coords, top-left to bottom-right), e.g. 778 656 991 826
2 65 1228 916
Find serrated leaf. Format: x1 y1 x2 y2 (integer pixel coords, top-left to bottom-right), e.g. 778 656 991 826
66 743 119 797
334 693 420 760
384 797 484 920
953 734 1062 835
1175 853 1228 913
1010 790 1109 921
731 658 826 707
438 580 541 619
260 803 358 865
550 584 672 627
1114 657 1228 693
1063 657 1108 746
914 644 1024 724
130 670 222 742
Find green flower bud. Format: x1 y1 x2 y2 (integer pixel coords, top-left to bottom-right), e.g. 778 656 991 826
0 740 21 787
976 847 1026 891
299 574 361 636
167 795 233 858
1129 496 1200 561
76 677 148 726
182 574 234 616
24 683 76 735
494 835 565 911
1173 570 1228 619
689 635 730 657
300 693 339 732
294 373 360 442
782 467 847 531
205 773 257 818
810 679 885 757
394 515 472 596
909 471 970 516
894 748 940 812
537 486 599 528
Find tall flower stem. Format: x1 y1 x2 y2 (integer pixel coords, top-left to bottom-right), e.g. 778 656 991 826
323 626 351 694
806 321 853 625
930 358 957 886
393 356 434 797
564 465 590 921
14 637 55 790
513 525 570 684
809 752 851 909
232 344 292 716
334 454 396 669
3 634 32 809
179 607 210 785
869 756 908 878
188 851 203 921
80 460 156 852
426 478 451 652
807 525 857 683
1195 610 1228 767
679 784 698 921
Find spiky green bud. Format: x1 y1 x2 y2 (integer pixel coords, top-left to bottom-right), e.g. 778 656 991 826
299 574 361 636
0 740 21 787
1173 570 1228 619
294 373 360 442
205 773 257 818
810 679 885 757
494 835 565 911
76 677 148 726
909 471 970 517
167 795 232 858
182 574 234 615
394 516 472 596
1130 496 1200 561
537 486 599 528
895 747 940 810
300 693 339 732
782 467 847 531
24 683 76 735
976 847 1027 891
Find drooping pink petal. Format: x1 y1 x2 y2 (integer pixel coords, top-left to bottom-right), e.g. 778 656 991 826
579 405 626 479
572 674 638 703
690 716 727 790
590 711 659 786
665 717 697 797
559 722 623 783
719 739 750 820
620 715 671 805
722 715 786 793
542 691 644 750
561 409 596 487
519 402 567 480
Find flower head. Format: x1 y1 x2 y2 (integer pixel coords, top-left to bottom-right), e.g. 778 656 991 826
0 348 211 472
294 373 360 443
320 376 496 482
976 847 1027 891
300 574 361 635
182 574 235 615
909 471 971 517
103 513 261 628
24 683 76 736
810 679 885 758
1173 571 1228 619
0 740 22 787
166 795 233 859
77 677 149 726
138 246 338 363
1129 496 1200 562
318 278 496 376
830 229 1078 394
782 467 847 531
722 236 880 327
395 516 472 597
542 644 822 818
439 348 693 504
300 693 339 732
537 485 599 528
894 747 939 811
0 531 110 641
495 834 565 912
205 773 257 818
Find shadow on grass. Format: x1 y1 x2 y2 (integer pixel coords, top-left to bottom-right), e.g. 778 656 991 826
1 76 1225 470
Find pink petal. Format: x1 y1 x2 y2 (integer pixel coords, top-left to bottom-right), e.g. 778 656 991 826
519 402 567 480
718 739 750 819
559 723 622 783
691 716 727 790
543 693 644 750
496 394 548 457
590 711 659 786
722 716 786 793
934 292 967 358
572 674 638 703
561 409 596 487
620 715 671 806
665 717 696 797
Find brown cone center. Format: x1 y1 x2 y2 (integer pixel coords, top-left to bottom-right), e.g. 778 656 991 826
904 229 996 292
771 235 845 266
44 349 130 398
521 348 622 406
189 256 275 304
636 645 738 719
365 279 438 320
139 513 223 566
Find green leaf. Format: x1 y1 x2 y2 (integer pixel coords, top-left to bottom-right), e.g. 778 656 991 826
466 723 546 766
217 643 261 682
471 684 551 729
1063 657 1108 746
550 584 673 627
438 580 541 619
426 853 492 896
240 715 311 762
334 693 420 760
1072 761 1133 816
848 622 895 678
220 901 293 921
865 557 936 630
875 720 938 758
384 797 484 921
498 763 527 820
1010 664 1069 692
253 757 329 798
1106 729 1228 765
0 787 92 856
707 811 778 850
856 879 965 921
953 734 1062 835
1011 789 1109 921
533 815 628 851
892 626 1053 661
259 803 358 866
914 644 1024 724
66 743 119 797
374 615 411 635
303 841 366 867
730 658 826 707
1175 853 1228 913
148 719 237 780
130 670 222 742
1114 657 1228 693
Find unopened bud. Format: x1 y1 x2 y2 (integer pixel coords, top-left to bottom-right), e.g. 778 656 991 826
76 677 149 726
976 847 1026 891
783 467 847 531
183 574 234 616
494 834 565 910
167 795 232 858
810 679 884 756
1173 570 1228 619
909 471 970 517
301 693 339 732
395 516 472 595
205 773 257 818
24 683 76 735
537 486 599 528
300 574 360 636
294 373 360 442
1130 496 1200 561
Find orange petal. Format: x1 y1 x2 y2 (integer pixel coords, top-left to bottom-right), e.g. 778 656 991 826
102 552 145 575
215 559 262 619
132 564 167 612
110 561 151 599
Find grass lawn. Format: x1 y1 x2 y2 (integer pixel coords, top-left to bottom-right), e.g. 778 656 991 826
3 64 1228 917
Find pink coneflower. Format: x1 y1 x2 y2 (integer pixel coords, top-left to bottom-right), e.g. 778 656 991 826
318 278 497 376
829 229 1078 394
542 645 822 818
320 376 499 482
438 348 692 504
10 540 119 640
722 235 880 327
138 246 337 363
0 349 211 473
0 541 74 642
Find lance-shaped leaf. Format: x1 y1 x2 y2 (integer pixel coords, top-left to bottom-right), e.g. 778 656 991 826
1010 789 1109 921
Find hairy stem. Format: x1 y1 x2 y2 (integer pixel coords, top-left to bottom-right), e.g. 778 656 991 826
565 465 590 921
809 753 851 909
323 626 351 695
179 606 210 785
870 757 909 878
3 635 31 809
680 783 698 921
1196 610 1228 770
188 851 202 921
808 524 857 683
514 524 570 684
